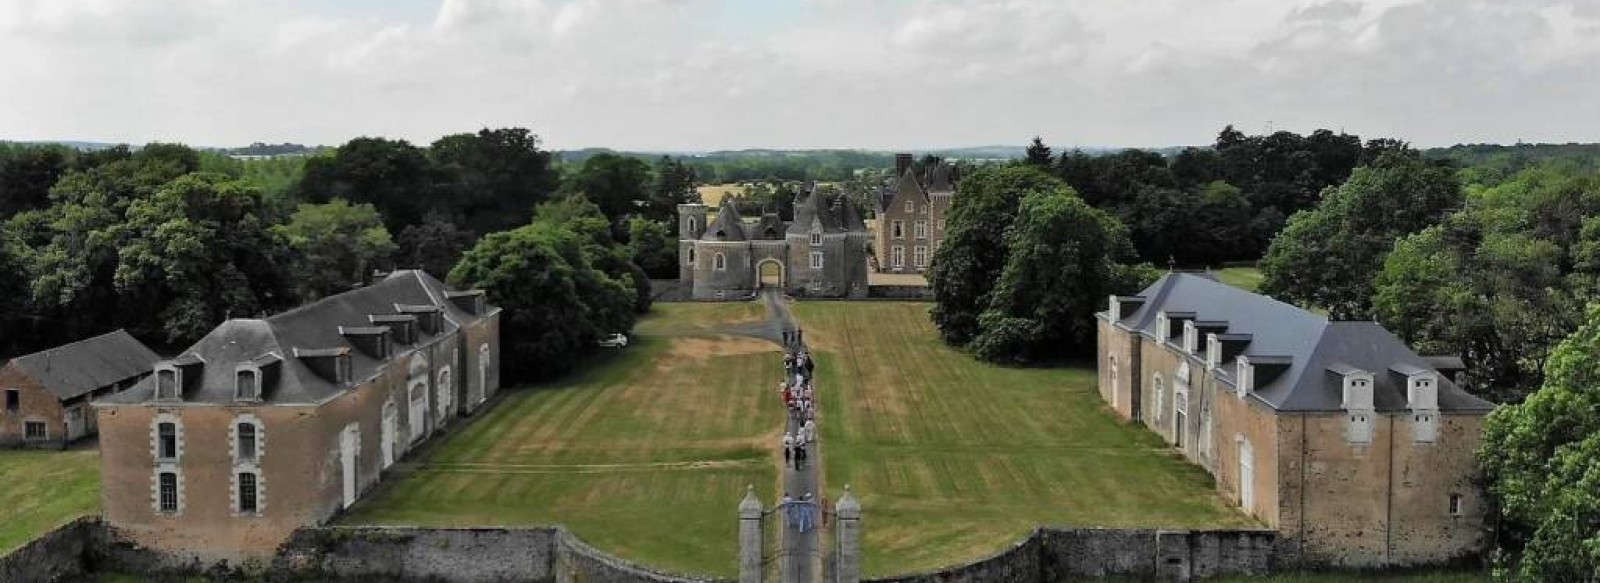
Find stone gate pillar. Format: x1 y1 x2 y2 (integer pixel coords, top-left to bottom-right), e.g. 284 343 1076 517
740 485 764 583
836 486 861 583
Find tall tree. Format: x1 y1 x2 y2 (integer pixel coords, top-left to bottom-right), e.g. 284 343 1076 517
0 144 70 217
648 156 699 231
970 187 1132 362
275 199 397 300
296 137 437 231
1025 136 1053 167
560 153 653 234
1480 302 1600 582
929 165 1070 345
429 127 559 235
1259 151 1461 319
396 210 476 280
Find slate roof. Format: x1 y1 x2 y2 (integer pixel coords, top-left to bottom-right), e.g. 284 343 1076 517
702 202 748 241
1110 273 1493 413
11 330 161 401
754 213 785 240
100 270 494 407
789 185 866 235
879 161 957 210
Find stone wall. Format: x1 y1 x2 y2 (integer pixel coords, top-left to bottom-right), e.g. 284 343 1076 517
0 518 101 583
276 526 559 582
864 527 1276 583
556 530 725 583
866 285 933 300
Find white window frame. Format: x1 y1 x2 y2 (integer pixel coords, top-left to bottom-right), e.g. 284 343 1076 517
913 246 928 268
234 366 261 402
810 230 822 246
155 366 180 401
904 200 914 213
1109 356 1120 409
1153 372 1166 422
23 420 48 441
914 221 927 239
232 414 263 464
235 470 261 515
809 251 824 269
890 245 905 268
157 471 181 515
892 221 904 239
1448 493 1463 516
713 252 727 271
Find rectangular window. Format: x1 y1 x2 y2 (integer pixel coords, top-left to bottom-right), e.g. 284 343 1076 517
810 232 822 246
156 369 178 400
891 246 905 268
904 200 914 212
937 219 946 231
238 473 258 514
158 422 177 460
809 251 824 269
237 424 257 461
4 389 17 412
1448 493 1462 516
158 472 178 513
236 370 258 401
914 221 927 239
891 221 904 239
24 421 47 440
914 246 928 268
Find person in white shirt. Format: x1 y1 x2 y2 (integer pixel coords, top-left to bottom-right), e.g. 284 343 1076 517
782 432 794 467
803 419 816 443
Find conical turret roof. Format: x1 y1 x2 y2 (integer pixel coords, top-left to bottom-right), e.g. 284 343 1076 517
701 202 748 241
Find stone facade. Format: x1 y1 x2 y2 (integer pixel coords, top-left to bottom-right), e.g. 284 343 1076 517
1096 273 1494 568
679 186 869 300
862 527 1275 583
0 330 158 448
94 270 501 564
874 155 956 274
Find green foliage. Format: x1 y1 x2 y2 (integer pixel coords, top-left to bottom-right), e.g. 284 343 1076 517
929 165 1065 345
1481 303 1600 582
1025 136 1052 167
0 143 71 216
395 210 475 280
971 189 1131 362
627 217 678 279
718 181 799 221
560 152 653 231
451 196 644 382
297 137 436 231
1372 164 1600 401
1260 152 1462 319
275 199 397 300
428 127 559 235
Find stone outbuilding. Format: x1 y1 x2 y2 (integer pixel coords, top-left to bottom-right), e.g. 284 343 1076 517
94 270 500 564
678 185 869 300
0 329 160 448
1097 272 1494 568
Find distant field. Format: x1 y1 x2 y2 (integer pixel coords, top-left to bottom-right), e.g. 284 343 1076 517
697 184 743 208
0 448 101 553
1214 266 1264 292
344 302 781 578
793 302 1253 577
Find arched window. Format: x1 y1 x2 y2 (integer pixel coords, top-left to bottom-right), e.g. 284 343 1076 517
688 247 696 264
713 253 727 271
687 216 698 234
237 471 259 514
1152 373 1166 422
1109 355 1120 408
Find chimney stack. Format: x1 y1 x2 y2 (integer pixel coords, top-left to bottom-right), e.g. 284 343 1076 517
895 153 913 177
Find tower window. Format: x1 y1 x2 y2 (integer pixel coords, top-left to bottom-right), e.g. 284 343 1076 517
713 253 727 271
158 472 178 514
237 423 258 461
157 422 177 460
238 472 259 514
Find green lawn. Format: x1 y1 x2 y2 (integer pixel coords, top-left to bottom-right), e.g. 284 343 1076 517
1214 266 1264 291
793 302 1254 577
0 448 101 553
343 302 782 578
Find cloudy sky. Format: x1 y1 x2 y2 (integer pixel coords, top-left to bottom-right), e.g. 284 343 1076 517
2 0 1597 150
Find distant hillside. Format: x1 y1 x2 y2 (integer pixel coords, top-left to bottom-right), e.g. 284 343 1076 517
1425 143 1600 174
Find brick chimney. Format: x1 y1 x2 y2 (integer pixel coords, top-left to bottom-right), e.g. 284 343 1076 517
895 153 913 177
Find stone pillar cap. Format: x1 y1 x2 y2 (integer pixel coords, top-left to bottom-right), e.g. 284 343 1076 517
836 484 860 518
740 484 763 517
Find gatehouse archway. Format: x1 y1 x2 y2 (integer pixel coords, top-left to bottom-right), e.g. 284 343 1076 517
757 258 784 288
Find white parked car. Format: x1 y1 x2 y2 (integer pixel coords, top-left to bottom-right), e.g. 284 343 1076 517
598 333 629 348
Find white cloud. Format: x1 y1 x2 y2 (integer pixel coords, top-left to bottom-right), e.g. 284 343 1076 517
0 0 1595 149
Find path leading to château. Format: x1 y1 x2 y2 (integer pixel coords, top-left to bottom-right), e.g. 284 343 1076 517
760 289 823 583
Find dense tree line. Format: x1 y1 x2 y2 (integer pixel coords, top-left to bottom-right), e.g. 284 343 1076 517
1027 127 1406 267
929 165 1155 363
0 130 688 383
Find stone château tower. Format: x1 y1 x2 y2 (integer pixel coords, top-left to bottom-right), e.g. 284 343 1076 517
678 187 868 300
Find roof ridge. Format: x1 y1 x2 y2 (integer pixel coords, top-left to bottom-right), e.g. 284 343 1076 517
13 329 138 362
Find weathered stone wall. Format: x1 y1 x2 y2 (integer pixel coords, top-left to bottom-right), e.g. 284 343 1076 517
0 363 70 448
555 530 725 583
864 528 1275 583
276 526 559 582
865 285 933 300
0 518 100 583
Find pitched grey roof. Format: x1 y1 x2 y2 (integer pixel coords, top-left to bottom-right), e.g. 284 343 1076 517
11 330 161 400
1113 273 1493 413
702 202 748 241
100 270 494 406
788 185 865 235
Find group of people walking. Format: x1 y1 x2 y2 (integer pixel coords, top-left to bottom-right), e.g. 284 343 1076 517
780 345 817 471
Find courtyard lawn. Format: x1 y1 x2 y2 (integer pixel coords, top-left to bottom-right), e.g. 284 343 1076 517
793 302 1255 577
0 448 101 553
343 302 783 578
1214 266 1264 291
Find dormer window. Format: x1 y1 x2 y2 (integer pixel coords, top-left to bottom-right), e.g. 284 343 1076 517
1182 320 1198 354
810 230 822 246
155 367 180 401
1338 368 1376 444
235 368 260 401
1156 313 1170 341
1206 334 1221 369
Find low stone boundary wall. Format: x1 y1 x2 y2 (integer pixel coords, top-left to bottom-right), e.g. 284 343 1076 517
866 527 1276 583
277 526 560 582
0 517 102 583
867 285 933 300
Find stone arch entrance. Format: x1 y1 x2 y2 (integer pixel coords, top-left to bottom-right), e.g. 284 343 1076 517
756 258 784 288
